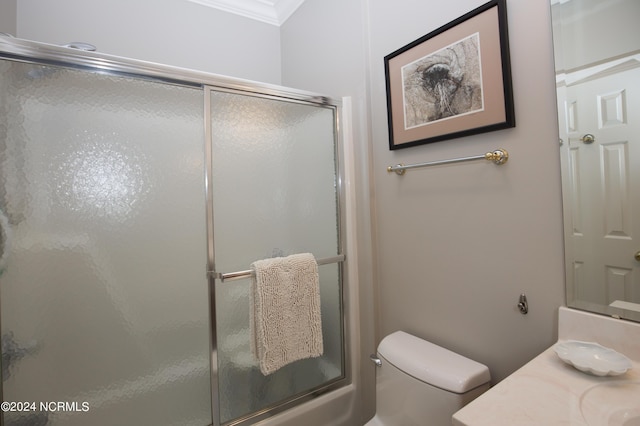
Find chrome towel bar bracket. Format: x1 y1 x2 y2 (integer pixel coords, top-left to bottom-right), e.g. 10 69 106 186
387 148 509 175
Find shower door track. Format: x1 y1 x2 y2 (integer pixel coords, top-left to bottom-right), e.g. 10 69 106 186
0 37 336 106
0 36 349 426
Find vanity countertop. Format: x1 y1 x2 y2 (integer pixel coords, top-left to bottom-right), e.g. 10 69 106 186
452 345 638 425
453 308 640 426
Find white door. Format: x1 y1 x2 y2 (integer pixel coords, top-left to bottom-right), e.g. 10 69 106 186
561 63 640 308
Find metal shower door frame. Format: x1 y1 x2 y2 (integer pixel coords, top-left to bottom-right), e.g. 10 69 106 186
203 85 348 426
0 36 350 426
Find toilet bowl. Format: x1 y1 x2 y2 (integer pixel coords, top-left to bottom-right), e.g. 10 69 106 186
364 331 490 426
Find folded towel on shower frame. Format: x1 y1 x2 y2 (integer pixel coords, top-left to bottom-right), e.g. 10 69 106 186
250 253 323 375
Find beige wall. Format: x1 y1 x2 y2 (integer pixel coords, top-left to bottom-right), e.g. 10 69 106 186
0 0 16 36
282 1 566 409
12 0 282 84
552 0 640 71
369 0 565 383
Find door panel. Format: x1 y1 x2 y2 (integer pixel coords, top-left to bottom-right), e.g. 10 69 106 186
563 65 640 307
209 90 344 424
0 60 212 426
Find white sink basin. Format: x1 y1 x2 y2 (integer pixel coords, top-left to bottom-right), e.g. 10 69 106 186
581 381 640 425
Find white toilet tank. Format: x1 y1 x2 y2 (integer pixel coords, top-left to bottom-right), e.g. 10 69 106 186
365 331 491 426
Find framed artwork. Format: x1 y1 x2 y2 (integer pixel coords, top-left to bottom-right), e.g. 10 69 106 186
384 0 515 150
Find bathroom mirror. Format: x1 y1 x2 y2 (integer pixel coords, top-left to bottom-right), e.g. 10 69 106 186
551 0 640 322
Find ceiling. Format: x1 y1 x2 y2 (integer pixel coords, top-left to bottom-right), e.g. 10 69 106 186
186 0 307 26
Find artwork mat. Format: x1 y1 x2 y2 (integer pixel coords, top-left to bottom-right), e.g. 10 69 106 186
384 0 514 150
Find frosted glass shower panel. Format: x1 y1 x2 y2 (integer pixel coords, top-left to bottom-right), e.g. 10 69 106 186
0 61 212 426
210 91 339 269
210 90 343 423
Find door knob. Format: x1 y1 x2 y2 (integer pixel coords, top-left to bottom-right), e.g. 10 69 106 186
581 134 595 144
635 251 640 262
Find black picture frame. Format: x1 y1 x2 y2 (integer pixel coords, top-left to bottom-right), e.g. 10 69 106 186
384 0 515 150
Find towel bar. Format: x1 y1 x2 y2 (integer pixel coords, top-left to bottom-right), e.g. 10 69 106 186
387 148 509 175
210 254 346 282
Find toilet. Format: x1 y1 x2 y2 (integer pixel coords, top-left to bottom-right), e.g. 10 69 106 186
365 331 491 426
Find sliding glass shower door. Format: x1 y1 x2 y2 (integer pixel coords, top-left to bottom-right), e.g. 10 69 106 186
0 38 347 426
0 60 212 426
209 90 345 424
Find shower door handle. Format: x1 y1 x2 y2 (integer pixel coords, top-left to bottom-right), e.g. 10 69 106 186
0 208 11 275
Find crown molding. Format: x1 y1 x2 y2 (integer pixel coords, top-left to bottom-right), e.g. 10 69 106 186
186 0 306 26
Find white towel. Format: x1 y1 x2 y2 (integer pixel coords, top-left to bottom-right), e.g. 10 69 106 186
250 253 323 375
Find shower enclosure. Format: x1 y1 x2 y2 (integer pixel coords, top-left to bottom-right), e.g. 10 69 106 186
0 37 347 426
